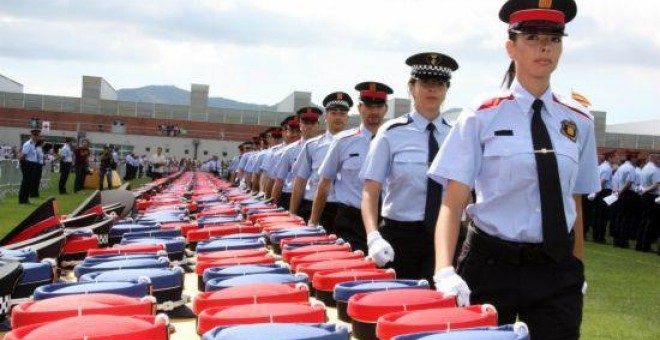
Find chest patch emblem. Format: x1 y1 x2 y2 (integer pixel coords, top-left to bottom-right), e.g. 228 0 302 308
561 119 578 142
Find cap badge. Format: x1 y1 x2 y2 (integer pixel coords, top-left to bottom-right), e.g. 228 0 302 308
428 53 439 65
369 83 377 91
539 0 552 9
337 92 343 100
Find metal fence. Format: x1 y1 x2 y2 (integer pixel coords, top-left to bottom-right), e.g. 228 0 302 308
0 160 53 201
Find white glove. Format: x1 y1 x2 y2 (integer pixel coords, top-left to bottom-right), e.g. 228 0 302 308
367 231 394 267
587 193 596 201
655 196 660 205
434 266 471 307
582 281 588 295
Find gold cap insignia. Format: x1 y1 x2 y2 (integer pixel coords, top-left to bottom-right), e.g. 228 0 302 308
428 53 439 65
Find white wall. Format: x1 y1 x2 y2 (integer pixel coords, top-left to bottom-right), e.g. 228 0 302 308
0 126 242 161
0 74 23 93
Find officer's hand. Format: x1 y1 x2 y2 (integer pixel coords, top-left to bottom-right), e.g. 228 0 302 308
367 231 394 267
587 193 596 201
582 281 588 295
434 266 471 307
655 196 660 205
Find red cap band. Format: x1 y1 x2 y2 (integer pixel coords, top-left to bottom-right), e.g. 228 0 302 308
509 9 565 25
360 90 387 100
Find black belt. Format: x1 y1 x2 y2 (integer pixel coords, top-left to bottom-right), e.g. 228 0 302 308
466 224 574 265
336 203 361 218
382 218 425 230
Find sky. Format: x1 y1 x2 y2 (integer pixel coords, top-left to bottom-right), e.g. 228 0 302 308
1 0 659 125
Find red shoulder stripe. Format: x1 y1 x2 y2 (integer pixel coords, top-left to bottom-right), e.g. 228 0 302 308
477 94 515 111
553 95 592 120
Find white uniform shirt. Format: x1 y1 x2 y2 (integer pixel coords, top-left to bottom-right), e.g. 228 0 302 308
293 131 337 202
361 111 451 222
428 80 599 243
319 125 373 209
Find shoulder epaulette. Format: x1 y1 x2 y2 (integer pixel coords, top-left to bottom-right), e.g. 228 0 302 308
386 114 413 131
552 95 592 120
337 127 361 140
476 94 515 111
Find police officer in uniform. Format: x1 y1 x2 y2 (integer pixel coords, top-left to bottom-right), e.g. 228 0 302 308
247 132 269 192
593 151 616 243
290 92 350 228
311 82 392 253
636 154 659 251
18 128 41 204
31 138 45 198
360 52 458 283
257 127 284 198
272 108 321 209
265 116 299 199
613 152 637 248
242 136 264 191
429 1 598 339
59 137 74 194
236 140 255 188
228 143 247 183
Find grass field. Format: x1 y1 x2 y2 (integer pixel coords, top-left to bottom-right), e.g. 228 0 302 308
0 174 658 339
0 172 151 235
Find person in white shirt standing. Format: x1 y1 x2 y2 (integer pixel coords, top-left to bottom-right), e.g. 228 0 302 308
149 147 167 179
59 137 74 194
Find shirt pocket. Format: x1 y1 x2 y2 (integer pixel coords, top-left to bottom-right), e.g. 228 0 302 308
483 137 536 193
338 155 362 181
391 151 428 184
343 155 363 171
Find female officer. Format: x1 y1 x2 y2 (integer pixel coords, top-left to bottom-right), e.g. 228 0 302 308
429 1 598 339
360 52 458 283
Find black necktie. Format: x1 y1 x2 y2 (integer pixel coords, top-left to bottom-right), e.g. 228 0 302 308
424 123 442 233
531 99 570 262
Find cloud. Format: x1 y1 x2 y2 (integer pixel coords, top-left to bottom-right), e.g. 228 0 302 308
0 0 657 123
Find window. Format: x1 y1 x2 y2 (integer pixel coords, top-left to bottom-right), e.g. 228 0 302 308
203 150 208 156
145 147 151 152
184 149 189 155
165 148 170 153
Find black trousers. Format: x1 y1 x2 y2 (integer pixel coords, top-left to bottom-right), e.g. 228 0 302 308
592 189 612 243
320 202 338 235
59 161 72 193
613 190 638 247
30 164 42 197
98 166 113 191
74 165 87 192
18 160 37 203
299 199 313 222
379 218 434 284
124 164 134 180
334 203 368 253
279 192 292 211
636 193 659 252
458 227 584 340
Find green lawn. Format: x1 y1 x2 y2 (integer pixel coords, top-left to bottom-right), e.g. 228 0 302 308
582 242 660 339
0 172 151 235
0 175 658 339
